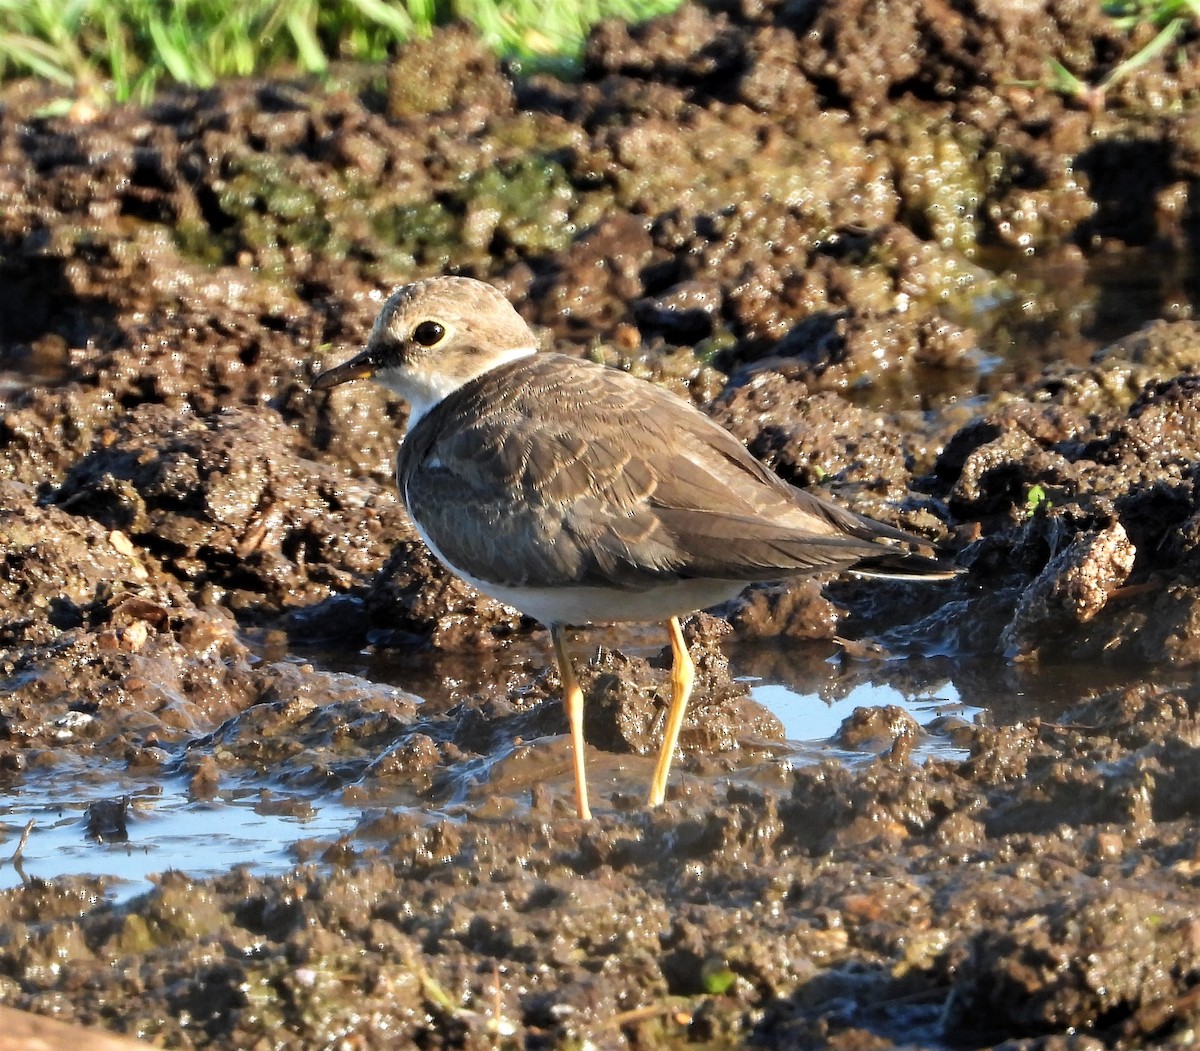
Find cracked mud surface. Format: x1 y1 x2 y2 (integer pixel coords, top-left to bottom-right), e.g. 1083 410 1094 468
3 0 1200 1046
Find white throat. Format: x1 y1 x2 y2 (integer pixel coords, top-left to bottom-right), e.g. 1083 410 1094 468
382 346 537 427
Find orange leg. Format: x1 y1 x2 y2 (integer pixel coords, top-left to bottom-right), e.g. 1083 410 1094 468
648 616 694 807
550 625 592 820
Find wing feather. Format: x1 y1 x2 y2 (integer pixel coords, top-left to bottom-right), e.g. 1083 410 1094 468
398 354 940 591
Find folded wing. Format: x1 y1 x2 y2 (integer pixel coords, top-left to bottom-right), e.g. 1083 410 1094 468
400 354 951 591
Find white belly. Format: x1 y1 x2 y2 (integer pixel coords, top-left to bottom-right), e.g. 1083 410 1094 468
411 517 746 625
470 576 749 627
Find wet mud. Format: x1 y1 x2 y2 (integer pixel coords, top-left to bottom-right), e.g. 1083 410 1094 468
3 0 1200 1046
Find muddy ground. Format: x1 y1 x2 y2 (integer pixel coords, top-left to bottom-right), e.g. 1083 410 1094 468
2 0 1200 1046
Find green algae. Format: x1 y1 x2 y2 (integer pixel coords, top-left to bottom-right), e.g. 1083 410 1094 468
109 878 229 953
891 117 987 257
371 154 614 271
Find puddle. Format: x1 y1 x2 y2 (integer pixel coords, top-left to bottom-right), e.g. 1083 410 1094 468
1 640 1144 899
970 247 1200 373
750 676 982 764
0 768 362 902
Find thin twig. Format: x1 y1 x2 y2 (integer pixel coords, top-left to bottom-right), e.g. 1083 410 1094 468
7 818 33 866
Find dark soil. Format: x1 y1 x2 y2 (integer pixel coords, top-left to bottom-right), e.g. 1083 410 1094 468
3 0 1200 1047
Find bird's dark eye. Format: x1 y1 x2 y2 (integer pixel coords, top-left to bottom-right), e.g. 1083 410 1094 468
412 320 445 346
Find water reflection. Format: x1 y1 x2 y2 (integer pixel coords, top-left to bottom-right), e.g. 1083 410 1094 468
0 632 1177 900
0 771 361 902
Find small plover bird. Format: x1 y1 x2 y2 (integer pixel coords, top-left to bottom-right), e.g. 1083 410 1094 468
313 277 954 820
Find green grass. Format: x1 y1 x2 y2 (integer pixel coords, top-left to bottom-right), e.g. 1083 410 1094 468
0 0 681 105
1 0 1192 109
1046 0 1199 106
1102 0 1200 28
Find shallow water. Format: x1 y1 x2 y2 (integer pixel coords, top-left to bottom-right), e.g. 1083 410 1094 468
0 767 365 902
753 676 981 759
0 641 1144 901
971 248 1199 373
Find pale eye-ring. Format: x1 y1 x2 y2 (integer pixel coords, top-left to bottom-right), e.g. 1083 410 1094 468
412 320 445 346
